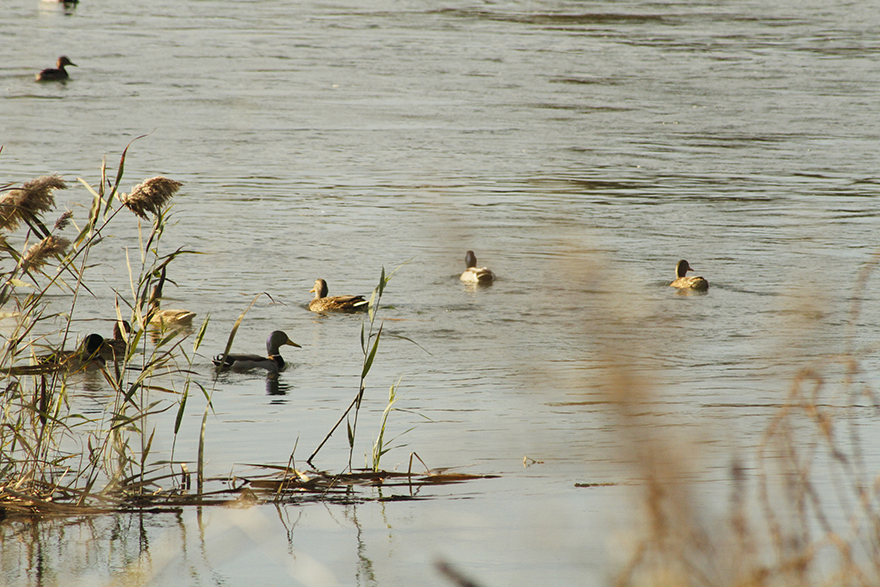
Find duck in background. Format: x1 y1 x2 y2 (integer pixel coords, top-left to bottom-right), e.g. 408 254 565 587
460 250 495 284
39 333 106 372
308 279 367 312
36 56 77 82
103 319 132 362
213 331 301 373
670 259 709 291
148 267 196 328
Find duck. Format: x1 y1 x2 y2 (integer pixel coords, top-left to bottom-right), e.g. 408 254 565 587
0 334 105 376
147 267 196 328
308 279 367 312
102 319 131 362
39 333 106 372
150 308 197 327
213 330 301 373
460 250 495 284
36 56 77 82
670 259 709 291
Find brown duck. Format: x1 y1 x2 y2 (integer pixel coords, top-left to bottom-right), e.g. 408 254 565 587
670 260 709 291
36 56 77 82
460 250 495 284
309 279 367 312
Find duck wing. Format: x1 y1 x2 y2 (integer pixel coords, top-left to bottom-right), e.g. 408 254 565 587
310 295 367 312
213 352 265 368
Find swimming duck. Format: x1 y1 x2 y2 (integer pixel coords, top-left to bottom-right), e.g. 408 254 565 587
460 250 495 284
39 333 106 372
212 330 301 373
147 267 196 328
308 279 367 312
670 259 709 291
36 56 77 82
149 308 197 327
102 320 131 362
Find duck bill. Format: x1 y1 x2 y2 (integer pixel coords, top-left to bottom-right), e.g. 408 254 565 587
285 340 302 348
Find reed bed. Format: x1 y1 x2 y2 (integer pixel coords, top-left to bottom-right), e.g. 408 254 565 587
0 145 474 518
0 140 210 514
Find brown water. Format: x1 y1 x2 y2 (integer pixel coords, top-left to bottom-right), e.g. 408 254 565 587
3 0 880 585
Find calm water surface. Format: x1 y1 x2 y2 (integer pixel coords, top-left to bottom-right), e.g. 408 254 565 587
3 0 880 585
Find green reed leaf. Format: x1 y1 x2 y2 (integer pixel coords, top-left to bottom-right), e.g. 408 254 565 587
361 323 383 379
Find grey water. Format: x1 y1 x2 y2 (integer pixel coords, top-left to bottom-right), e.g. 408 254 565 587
3 0 880 585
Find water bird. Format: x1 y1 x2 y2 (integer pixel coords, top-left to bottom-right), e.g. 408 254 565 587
670 259 709 291
460 250 495 284
102 320 131 362
36 56 77 82
39 333 106 372
150 308 197 327
309 279 367 312
148 267 196 328
213 330 301 373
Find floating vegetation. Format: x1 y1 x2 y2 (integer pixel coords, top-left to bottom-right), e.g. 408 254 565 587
0 465 497 516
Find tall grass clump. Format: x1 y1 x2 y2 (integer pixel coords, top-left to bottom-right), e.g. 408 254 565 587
306 264 423 471
0 140 207 512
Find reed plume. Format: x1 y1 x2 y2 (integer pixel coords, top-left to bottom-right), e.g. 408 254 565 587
0 175 66 231
54 210 73 232
19 235 71 269
121 177 182 220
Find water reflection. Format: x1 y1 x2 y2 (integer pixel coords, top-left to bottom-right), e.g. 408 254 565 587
266 375 291 397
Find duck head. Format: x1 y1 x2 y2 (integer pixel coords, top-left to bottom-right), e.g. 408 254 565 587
675 259 694 278
266 330 301 356
310 279 329 298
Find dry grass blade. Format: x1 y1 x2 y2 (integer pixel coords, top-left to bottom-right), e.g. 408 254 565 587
121 177 182 220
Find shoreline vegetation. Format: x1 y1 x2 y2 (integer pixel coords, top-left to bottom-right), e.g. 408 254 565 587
0 143 486 521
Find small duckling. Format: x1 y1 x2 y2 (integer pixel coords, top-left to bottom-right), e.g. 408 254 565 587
213 330 301 373
670 259 709 291
36 56 77 82
308 279 367 312
460 250 495 284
